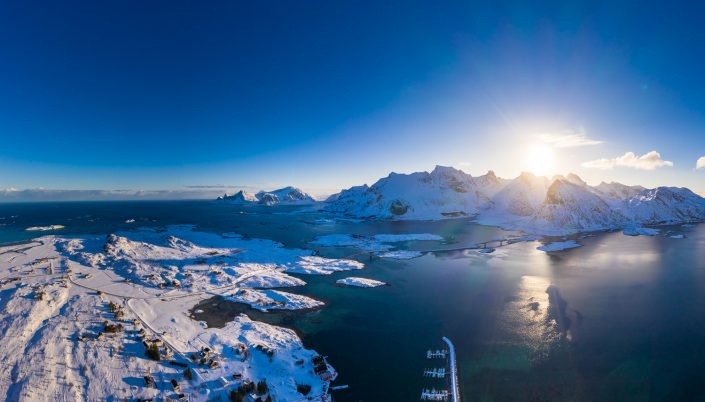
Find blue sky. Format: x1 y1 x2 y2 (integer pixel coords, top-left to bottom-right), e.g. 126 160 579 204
1 1 705 197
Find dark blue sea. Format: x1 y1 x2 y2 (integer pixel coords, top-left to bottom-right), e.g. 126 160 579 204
2 201 704 401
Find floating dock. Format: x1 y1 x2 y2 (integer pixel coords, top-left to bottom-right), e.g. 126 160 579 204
423 368 446 378
421 388 449 401
426 349 448 359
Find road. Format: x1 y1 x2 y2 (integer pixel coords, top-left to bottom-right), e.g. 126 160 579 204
65 260 275 386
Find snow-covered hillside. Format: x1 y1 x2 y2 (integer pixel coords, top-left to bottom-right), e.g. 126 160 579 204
529 178 627 235
0 225 353 401
218 186 315 205
324 166 498 220
325 166 705 234
488 172 550 217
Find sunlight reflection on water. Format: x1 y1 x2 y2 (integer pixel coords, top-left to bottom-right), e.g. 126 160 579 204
500 276 557 350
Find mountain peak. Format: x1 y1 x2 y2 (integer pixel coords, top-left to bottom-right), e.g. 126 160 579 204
566 173 587 186
485 170 498 182
431 165 465 177
219 190 258 203
518 171 541 183
544 178 580 204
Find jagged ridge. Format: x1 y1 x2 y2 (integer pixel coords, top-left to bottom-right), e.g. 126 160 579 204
324 166 705 234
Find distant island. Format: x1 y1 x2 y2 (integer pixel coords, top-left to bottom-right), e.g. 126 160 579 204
217 186 316 206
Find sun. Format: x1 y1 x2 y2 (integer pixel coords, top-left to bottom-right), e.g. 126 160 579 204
525 145 555 176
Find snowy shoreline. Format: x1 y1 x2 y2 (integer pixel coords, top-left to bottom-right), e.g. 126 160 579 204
537 240 583 252
336 277 387 287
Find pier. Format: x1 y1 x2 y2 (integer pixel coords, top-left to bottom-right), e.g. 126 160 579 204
421 337 460 402
442 337 460 402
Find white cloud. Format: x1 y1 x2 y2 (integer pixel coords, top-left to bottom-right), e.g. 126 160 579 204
582 151 674 170
538 133 603 148
696 156 705 170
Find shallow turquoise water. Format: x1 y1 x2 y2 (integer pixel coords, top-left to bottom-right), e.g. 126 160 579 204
3 201 705 401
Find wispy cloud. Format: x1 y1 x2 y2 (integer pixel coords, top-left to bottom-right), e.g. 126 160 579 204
184 184 258 189
696 156 705 170
538 132 603 148
582 151 673 170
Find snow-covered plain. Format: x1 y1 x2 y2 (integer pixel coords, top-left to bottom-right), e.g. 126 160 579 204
0 225 355 401
325 166 705 235
336 277 387 287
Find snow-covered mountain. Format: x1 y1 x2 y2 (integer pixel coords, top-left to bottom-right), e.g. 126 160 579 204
529 178 628 234
218 186 316 205
625 187 705 225
592 181 645 208
325 166 496 220
217 190 258 204
488 172 550 217
325 166 705 234
256 186 316 205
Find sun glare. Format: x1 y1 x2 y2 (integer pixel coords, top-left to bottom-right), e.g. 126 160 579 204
525 146 555 176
